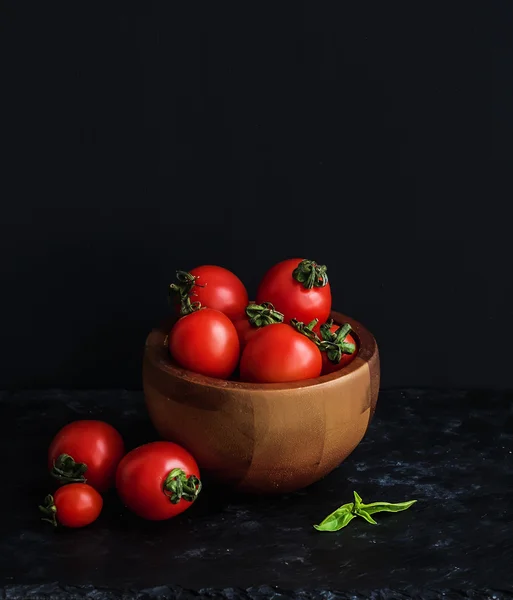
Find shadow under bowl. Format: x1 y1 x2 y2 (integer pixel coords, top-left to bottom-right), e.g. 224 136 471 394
143 311 380 494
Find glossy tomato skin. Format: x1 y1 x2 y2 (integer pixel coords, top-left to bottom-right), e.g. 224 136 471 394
53 483 103 528
48 421 125 492
240 323 322 383
233 318 265 349
188 265 248 321
316 322 358 375
116 441 201 521
169 308 239 379
256 258 332 324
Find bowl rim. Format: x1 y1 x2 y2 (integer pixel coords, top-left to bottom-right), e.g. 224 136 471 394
144 310 378 393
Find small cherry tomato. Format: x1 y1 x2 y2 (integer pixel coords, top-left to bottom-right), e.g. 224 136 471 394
317 320 358 375
169 265 248 321
169 308 240 379
240 323 322 383
48 421 125 492
256 258 332 324
116 441 202 521
233 302 284 349
39 483 103 528
233 318 261 349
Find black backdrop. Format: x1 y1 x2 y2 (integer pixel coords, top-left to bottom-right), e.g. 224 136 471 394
1 3 511 390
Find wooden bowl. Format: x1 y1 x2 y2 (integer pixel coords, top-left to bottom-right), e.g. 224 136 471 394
143 311 380 494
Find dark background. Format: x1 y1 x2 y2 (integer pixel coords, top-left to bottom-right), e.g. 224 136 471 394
1 3 511 390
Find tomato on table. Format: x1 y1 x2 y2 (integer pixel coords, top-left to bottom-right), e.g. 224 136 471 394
168 307 239 379
116 441 202 521
239 323 322 383
48 420 125 492
39 483 103 528
233 302 284 349
169 265 248 321
256 258 332 325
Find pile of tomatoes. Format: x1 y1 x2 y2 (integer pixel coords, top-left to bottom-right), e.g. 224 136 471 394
167 258 358 383
40 420 201 528
38 258 357 529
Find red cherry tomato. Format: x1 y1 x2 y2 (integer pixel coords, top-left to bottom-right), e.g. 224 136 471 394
171 265 248 321
169 308 239 379
316 321 358 375
116 441 201 521
233 302 284 349
240 323 322 383
233 318 263 349
39 483 103 528
48 421 125 492
256 258 332 324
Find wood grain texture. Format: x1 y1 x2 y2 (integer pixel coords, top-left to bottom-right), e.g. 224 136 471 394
143 311 380 493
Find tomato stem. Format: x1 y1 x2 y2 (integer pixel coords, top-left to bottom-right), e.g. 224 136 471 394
163 468 202 504
50 453 88 484
290 318 322 345
292 259 329 289
245 302 284 327
319 319 356 364
168 270 204 316
39 494 58 527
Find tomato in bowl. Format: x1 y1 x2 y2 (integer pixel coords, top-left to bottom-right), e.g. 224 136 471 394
143 311 379 494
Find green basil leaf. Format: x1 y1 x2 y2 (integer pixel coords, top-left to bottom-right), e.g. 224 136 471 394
314 503 354 532
356 508 378 525
361 500 417 515
314 493 417 532
314 510 356 531
353 490 363 508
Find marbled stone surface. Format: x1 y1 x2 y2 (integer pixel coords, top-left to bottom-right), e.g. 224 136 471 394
1 389 512 599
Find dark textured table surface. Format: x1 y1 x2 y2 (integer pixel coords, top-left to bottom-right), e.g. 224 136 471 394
1 389 512 599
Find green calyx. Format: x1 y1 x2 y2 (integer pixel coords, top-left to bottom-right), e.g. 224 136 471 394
314 490 417 532
291 318 356 364
50 453 88 484
245 302 284 327
163 468 202 505
319 319 356 364
292 259 329 289
39 494 58 527
290 318 322 344
168 270 204 316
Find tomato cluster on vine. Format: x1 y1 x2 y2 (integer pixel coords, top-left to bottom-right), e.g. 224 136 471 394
167 258 358 384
